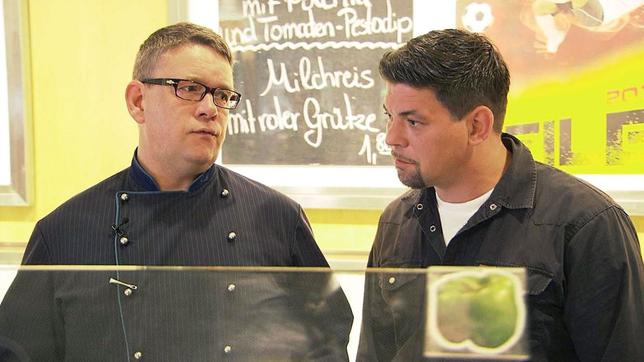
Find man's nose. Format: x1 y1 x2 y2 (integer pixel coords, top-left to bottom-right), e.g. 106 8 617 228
196 92 219 119
385 119 405 147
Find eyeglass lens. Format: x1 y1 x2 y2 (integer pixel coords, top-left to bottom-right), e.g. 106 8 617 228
175 80 240 109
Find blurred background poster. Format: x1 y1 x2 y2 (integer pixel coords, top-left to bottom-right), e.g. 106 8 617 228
456 0 644 173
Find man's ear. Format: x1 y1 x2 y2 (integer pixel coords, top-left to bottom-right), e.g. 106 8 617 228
466 105 495 145
125 80 145 124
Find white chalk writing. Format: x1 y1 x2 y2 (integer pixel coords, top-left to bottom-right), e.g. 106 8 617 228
221 0 411 165
262 56 374 95
222 0 412 48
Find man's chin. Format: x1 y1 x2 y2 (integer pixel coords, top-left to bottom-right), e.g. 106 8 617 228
397 172 426 189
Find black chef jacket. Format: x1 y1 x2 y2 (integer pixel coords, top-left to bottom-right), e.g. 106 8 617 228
0 153 353 361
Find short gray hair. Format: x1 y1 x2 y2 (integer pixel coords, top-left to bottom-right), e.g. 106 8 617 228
132 22 232 80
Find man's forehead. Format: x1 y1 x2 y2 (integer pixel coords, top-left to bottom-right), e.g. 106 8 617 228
158 43 225 61
383 103 421 118
153 44 233 83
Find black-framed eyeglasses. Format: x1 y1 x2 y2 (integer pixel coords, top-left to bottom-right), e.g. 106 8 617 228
141 78 242 110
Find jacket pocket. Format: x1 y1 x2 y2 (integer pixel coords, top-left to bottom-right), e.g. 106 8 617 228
475 261 555 296
474 264 562 360
371 268 426 356
377 271 423 292
526 269 553 296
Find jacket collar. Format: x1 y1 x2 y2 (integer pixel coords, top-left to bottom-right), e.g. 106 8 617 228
492 133 537 210
128 149 216 193
405 132 537 214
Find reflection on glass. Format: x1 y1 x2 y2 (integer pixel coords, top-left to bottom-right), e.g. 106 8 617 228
0 266 534 361
0 267 353 361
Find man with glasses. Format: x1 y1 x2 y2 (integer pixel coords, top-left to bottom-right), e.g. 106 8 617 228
0 22 352 361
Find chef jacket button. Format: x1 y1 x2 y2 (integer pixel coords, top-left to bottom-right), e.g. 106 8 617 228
120 193 129 202
416 203 423 210
133 351 142 359
227 283 236 292
429 225 437 232
119 236 129 246
227 232 236 241
124 288 133 296
388 276 396 285
221 188 229 198
489 203 497 211
224 345 232 354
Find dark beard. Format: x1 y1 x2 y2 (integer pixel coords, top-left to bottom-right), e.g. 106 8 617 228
397 164 426 189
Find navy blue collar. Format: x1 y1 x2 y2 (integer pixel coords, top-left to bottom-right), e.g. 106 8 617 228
129 150 216 193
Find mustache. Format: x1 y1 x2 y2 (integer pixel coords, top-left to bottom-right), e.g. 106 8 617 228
391 151 417 164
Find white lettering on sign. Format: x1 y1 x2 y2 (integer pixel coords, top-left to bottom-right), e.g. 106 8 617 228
220 0 413 164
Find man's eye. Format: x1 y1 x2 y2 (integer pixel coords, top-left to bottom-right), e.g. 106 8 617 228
216 92 230 101
408 120 418 127
181 85 202 92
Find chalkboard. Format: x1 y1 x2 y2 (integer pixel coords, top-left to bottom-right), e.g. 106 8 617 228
219 0 414 166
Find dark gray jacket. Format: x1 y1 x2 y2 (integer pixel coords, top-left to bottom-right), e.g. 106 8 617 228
358 134 644 361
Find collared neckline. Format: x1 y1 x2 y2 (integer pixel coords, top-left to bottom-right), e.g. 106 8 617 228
491 133 537 210
128 149 216 193
399 188 424 218
406 133 536 215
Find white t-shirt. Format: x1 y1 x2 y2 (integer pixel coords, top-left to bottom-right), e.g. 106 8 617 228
436 188 494 246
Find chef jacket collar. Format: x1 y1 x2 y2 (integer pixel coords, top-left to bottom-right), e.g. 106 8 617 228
129 149 216 193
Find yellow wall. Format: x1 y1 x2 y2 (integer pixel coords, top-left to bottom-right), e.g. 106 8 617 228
0 1 641 259
0 0 165 243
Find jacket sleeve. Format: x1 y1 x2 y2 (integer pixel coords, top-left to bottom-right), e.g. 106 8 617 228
563 206 644 361
289 206 354 361
0 223 65 361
